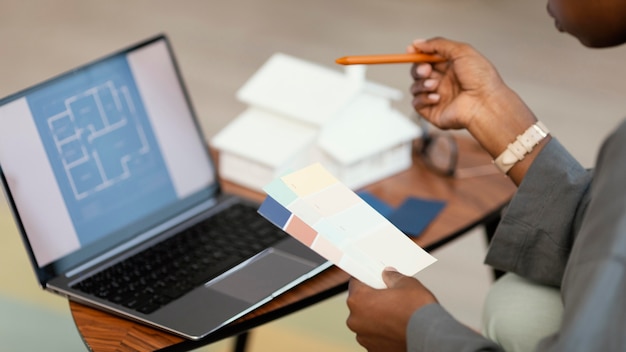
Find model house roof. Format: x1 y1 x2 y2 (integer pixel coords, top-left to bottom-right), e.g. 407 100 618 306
318 94 420 165
211 108 317 168
235 53 402 127
212 52 419 168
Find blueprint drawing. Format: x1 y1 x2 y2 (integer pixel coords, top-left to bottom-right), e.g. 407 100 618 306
26 57 177 247
47 81 149 201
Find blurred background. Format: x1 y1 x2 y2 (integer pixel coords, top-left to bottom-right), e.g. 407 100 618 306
1 0 625 351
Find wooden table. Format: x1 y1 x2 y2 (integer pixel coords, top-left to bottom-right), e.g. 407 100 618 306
69 135 516 352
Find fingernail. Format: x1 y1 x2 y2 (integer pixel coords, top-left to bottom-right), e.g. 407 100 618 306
428 93 440 101
423 79 436 88
413 38 427 45
416 64 430 77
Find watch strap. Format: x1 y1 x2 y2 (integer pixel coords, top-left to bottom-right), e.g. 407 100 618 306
493 121 549 174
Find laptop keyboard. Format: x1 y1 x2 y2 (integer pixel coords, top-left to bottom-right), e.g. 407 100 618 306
72 202 288 314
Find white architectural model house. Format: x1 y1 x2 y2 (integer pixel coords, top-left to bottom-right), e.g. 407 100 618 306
210 53 421 192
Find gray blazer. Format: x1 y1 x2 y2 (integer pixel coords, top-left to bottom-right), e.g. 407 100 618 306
408 119 626 351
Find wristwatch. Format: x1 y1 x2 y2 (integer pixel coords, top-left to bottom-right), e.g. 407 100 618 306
493 121 550 174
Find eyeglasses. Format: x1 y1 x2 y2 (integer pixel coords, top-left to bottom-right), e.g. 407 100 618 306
413 116 499 178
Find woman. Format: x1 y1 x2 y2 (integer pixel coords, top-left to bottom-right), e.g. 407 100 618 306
346 1 626 351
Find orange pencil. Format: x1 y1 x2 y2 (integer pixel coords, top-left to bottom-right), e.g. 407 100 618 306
335 53 446 65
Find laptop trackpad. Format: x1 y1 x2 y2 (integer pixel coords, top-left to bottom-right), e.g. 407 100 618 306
206 249 315 304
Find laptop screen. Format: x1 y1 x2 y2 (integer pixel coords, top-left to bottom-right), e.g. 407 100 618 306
0 35 217 275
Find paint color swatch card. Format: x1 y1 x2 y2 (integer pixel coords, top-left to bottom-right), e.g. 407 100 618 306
258 163 437 288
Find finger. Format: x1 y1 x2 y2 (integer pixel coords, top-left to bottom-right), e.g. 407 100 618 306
411 36 460 59
411 91 440 111
348 277 369 296
410 37 459 73
348 277 359 293
410 63 433 80
382 267 409 288
410 79 439 96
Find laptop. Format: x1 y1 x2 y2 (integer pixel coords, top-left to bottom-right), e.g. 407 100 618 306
0 34 329 340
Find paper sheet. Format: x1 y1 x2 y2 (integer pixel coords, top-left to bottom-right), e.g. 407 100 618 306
258 163 436 288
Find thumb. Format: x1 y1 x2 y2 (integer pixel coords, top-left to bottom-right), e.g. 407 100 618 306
410 37 462 62
382 267 409 288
